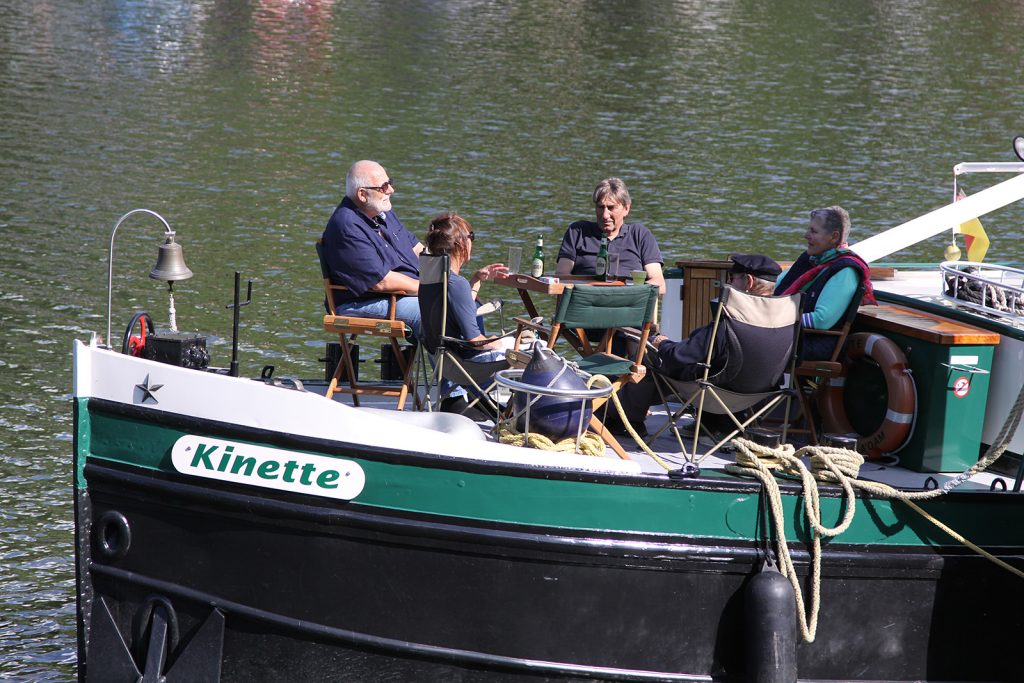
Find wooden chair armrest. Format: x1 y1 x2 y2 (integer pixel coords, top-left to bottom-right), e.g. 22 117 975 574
803 328 844 338
324 314 406 337
327 282 408 297
795 360 843 376
628 363 647 383
326 283 407 320
511 316 549 334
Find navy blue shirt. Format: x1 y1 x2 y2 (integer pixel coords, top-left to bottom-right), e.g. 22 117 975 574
321 196 420 305
446 273 484 344
557 221 663 278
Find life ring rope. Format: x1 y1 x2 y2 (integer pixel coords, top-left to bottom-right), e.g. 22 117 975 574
818 332 916 458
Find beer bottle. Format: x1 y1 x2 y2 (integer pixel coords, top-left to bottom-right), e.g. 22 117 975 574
595 237 609 279
531 237 544 277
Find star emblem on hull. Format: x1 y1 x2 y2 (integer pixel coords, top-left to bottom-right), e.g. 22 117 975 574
135 374 163 404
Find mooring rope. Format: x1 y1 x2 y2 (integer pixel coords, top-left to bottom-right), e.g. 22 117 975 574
725 373 1024 642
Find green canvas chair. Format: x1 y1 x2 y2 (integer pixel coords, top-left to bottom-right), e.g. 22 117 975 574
515 284 660 459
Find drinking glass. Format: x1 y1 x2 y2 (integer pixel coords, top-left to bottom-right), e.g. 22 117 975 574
507 246 522 274
630 270 647 286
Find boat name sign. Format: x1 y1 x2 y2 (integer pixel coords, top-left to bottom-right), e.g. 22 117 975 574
171 435 365 500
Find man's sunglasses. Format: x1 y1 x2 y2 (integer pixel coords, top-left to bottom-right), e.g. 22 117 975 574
362 179 393 193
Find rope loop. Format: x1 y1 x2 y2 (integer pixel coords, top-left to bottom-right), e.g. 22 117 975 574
496 423 606 455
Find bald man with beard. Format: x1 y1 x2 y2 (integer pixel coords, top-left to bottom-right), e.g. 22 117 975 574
321 159 424 337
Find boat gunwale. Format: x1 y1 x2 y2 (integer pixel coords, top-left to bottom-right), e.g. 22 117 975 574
85 396 1008 503
875 285 1024 341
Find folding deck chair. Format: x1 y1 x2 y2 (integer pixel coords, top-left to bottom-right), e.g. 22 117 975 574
417 253 512 419
648 286 803 461
514 283 660 459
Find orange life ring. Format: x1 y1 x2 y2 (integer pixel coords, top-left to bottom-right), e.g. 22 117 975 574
818 332 915 459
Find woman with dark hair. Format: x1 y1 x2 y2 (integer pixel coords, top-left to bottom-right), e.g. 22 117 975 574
423 213 512 361
775 206 876 360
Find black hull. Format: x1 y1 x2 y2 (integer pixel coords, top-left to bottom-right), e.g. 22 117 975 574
76 461 1024 682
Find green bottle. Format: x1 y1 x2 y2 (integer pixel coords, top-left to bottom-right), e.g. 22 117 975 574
595 237 609 279
531 237 544 277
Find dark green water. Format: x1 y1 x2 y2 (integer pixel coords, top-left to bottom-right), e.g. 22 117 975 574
2 1 1023 678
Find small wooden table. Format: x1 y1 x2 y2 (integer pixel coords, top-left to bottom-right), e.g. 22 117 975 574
492 273 623 319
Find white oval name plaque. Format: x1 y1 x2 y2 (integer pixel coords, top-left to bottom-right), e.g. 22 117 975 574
171 435 365 500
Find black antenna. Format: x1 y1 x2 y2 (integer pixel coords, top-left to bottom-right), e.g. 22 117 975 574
226 272 253 377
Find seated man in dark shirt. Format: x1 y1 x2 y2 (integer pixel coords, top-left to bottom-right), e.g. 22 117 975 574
555 177 665 294
607 254 782 437
321 159 423 337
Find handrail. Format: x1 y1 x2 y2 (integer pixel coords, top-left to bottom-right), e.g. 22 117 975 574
940 261 1024 323
493 368 613 400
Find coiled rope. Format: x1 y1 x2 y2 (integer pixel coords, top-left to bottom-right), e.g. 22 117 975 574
726 374 1024 643
496 424 607 456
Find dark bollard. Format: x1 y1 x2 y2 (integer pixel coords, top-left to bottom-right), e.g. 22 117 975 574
823 433 859 450
745 560 797 683
747 427 781 449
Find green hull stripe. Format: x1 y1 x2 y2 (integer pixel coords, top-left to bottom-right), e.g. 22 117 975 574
77 405 1024 547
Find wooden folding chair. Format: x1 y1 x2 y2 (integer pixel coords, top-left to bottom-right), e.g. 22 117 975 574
316 239 415 409
789 282 867 444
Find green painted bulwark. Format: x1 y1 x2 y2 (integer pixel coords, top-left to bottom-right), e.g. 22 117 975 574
80 406 1024 549
74 398 91 489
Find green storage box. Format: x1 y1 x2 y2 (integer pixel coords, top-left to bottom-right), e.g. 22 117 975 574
850 305 999 472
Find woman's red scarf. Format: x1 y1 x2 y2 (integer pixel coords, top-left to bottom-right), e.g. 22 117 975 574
779 246 877 305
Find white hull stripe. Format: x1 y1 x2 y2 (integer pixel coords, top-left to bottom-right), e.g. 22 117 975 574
885 410 914 425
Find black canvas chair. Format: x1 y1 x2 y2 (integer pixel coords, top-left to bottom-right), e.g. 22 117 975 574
417 253 511 419
316 239 416 409
648 286 803 461
513 283 660 459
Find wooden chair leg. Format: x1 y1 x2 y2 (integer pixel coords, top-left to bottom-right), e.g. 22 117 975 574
327 335 358 403
590 414 631 460
389 338 411 411
795 376 820 444
341 335 361 406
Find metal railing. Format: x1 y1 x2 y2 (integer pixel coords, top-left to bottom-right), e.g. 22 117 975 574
940 260 1024 323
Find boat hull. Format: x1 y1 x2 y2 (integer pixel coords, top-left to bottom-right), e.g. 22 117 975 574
78 454 1024 682
73 343 1024 681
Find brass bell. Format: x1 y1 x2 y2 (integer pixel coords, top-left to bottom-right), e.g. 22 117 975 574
149 231 193 282
943 239 962 263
